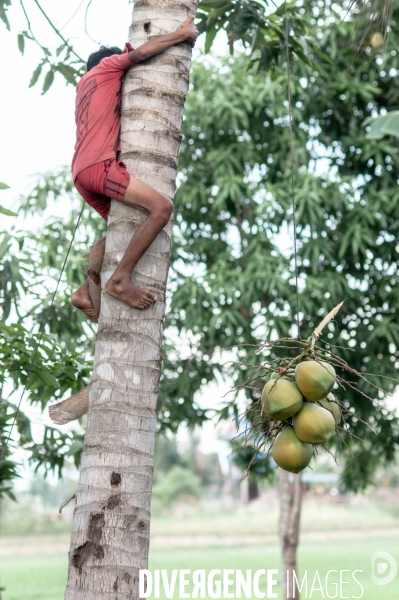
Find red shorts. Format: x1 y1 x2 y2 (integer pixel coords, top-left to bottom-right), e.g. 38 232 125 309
74 158 131 221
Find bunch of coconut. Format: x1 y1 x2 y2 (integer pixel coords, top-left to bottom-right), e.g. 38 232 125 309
262 360 341 474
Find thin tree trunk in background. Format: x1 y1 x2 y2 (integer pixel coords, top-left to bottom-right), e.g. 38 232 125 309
0 498 2 600
65 2 198 598
279 470 302 600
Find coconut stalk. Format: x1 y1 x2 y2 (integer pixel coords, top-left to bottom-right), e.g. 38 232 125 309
64 2 199 598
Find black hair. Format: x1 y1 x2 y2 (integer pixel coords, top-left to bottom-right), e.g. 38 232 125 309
87 46 122 72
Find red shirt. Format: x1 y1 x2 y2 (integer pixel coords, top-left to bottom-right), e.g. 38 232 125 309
72 49 133 180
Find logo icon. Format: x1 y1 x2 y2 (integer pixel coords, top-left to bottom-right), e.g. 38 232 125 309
371 551 397 586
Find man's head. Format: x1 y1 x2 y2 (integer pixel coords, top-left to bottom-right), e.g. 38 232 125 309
87 46 122 71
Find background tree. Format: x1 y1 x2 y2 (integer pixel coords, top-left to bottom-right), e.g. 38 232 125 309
166 2 399 596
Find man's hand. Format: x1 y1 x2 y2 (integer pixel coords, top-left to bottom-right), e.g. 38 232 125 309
180 16 199 47
128 15 199 65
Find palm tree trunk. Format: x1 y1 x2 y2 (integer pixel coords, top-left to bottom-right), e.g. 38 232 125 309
279 470 303 600
64 2 198 598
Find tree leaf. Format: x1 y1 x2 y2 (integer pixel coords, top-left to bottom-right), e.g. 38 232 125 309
56 44 65 57
42 69 55 94
17 33 25 55
0 0 11 31
208 4 231 19
198 0 233 9
37 368 60 389
29 64 43 88
365 111 399 140
56 63 77 86
205 26 218 53
0 204 17 217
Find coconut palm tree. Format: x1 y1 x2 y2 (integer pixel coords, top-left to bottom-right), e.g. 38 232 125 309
64 2 199 597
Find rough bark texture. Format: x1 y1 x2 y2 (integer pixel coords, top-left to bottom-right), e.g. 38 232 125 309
279 470 303 600
65 2 198 598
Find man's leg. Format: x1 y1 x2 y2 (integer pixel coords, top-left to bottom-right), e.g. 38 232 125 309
71 279 99 323
72 176 111 322
104 176 173 309
71 236 106 324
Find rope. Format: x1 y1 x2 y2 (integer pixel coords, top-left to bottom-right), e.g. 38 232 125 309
284 2 301 343
59 0 87 32
1 200 85 462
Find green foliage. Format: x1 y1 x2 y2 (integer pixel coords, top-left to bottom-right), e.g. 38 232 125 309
0 166 210 495
0 205 17 216
0 456 19 499
152 465 202 509
197 0 331 73
2 0 328 93
2 1 85 93
29 427 84 476
0 175 104 495
152 437 209 513
159 344 213 434
170 0 399 492
0 402 20 500
0 323 91 408
153 435 183 481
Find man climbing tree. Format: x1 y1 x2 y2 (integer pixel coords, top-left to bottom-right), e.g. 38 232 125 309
71 17 198 321
63 2 201 597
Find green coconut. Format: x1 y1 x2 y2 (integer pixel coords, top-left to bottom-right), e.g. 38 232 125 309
293 402 336 444
272 427 313 474
295 360 336 401
319 393 341 424
262 379 303 421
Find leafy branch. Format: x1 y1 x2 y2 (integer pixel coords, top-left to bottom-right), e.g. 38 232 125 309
8 0 86 93
197 0 332 74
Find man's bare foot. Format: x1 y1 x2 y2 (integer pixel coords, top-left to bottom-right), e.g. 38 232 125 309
105 275 157 310
71 280 98 323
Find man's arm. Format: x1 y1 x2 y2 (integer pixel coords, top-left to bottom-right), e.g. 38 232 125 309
127 16 199 65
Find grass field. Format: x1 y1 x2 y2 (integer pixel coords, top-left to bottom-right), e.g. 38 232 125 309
2 538 399 599
2 496 399 599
